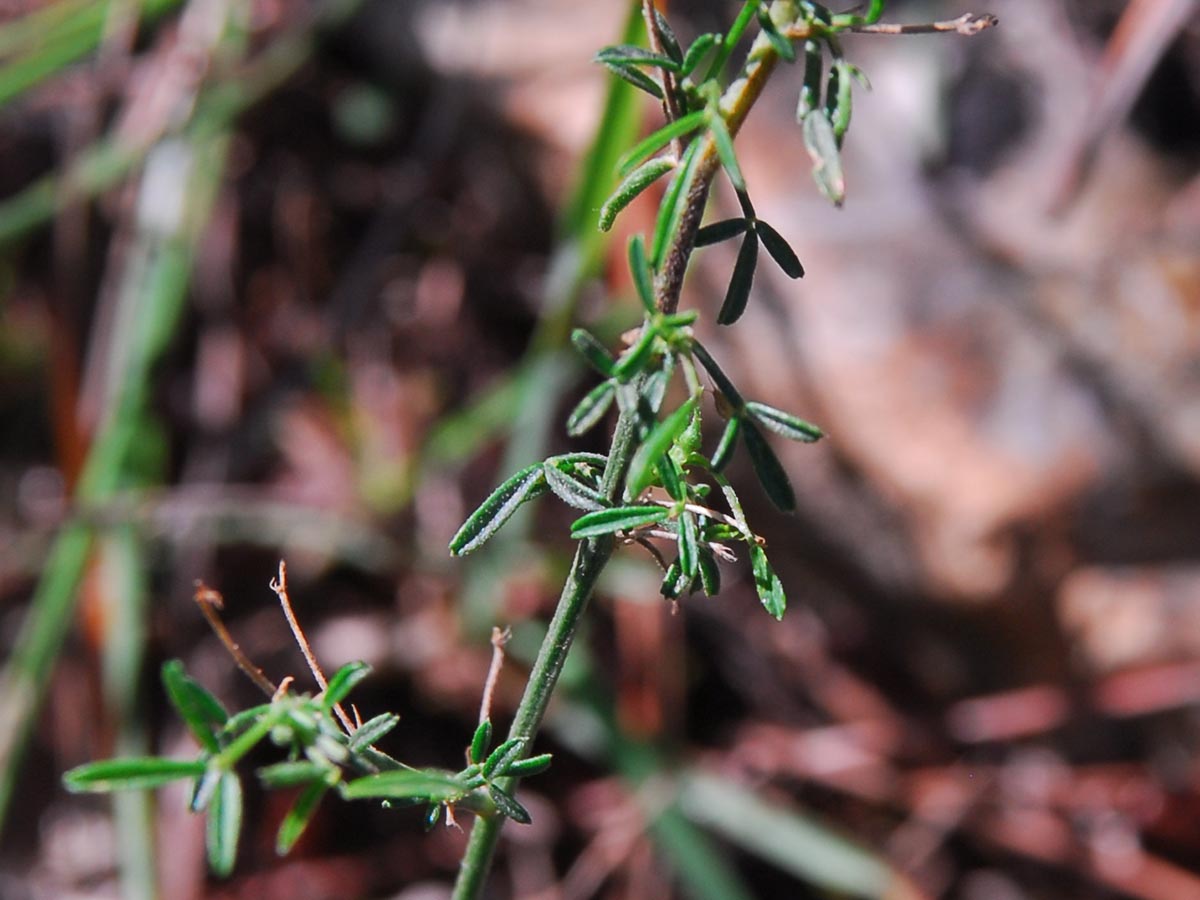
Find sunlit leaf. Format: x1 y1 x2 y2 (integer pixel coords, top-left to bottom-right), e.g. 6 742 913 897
449 463 548 556
616 110 707 176
489 785 531 824
628 396 698 498
745 401 822 442
750 544 786 619
571 505 669 538
600 157 675 232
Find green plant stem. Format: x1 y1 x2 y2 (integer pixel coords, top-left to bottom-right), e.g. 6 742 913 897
450 8 809 897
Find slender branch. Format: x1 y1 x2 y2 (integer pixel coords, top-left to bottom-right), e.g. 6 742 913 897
850 13 998 36
269 560 355 733
193 581 277 698
478 626 510 725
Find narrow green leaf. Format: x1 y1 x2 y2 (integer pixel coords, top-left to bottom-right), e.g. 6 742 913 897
616 110 707 177
596 44 681 73
750 544 787 619
652 7 682 63
207 772 242 877
628 396 699 498
571 505 669 538
567 379 616 437
190 770 221 813
707 114 745 191
801 110 845 206
63 757 206 793
717 231 758 325
161 659 227 754
678 510 700 579
698 546 722 596
628 234 656 314
754 220 804 278
349 713 400 751
488 785 532 824
276 779 331 855
257 761 329 789
640 351 676 418
571 328 616 376
613 324 658 382
711 415 741 472
742 421 796 511
545 463 608 511
483 738 526 780
342 769 466 804
745 401 822 442
599 59 663 99
675 403 704 459
448 463 548 556
470 720 492 766
651 138 702 268
681 32 720 77
505 753 552 778
695 217 749 247
322 661 371 710
600 157 675 232
657 453 687 502
691 341 744 407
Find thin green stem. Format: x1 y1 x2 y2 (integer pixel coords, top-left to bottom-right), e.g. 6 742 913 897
450 8 807 898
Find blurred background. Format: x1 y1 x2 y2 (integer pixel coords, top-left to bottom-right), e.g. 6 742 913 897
1 0 1199 897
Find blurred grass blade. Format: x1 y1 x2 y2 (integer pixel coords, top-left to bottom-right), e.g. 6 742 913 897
650 805 756 900
680 773 910 898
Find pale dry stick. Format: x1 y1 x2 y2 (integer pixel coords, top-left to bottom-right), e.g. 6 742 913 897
478 626 511 726
269 560 355 733
847 13 998 36
193 581 277 697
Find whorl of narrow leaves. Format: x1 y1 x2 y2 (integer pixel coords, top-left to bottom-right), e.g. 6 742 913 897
482 738 526 780
449 463 547 556
695 217 749 247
